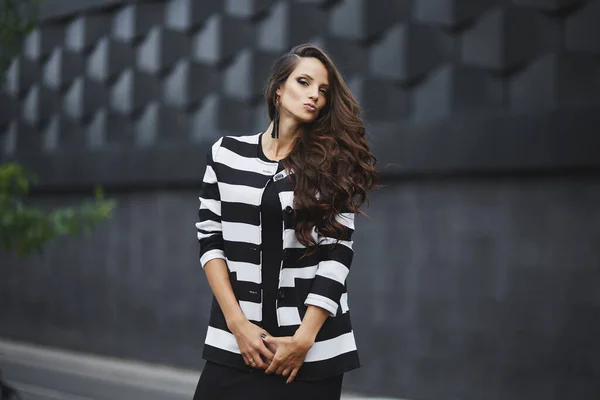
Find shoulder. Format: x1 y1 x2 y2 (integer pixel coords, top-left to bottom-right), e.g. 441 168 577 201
222 132 261 145
214 132 261 160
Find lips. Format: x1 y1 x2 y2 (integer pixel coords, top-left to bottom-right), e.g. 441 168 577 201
303 103 316 112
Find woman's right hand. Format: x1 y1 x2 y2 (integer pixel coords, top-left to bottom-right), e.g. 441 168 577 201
227 318 275 369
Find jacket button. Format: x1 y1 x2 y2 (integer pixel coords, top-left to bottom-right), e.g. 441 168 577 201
277 289 285 300
284 206 293 214
274 173 283 181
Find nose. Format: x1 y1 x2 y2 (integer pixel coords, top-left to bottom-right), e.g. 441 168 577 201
308 91 318 103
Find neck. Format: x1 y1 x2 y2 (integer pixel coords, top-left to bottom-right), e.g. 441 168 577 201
263 114 301 160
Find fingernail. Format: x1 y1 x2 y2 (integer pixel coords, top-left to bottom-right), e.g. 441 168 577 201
261 333 267 339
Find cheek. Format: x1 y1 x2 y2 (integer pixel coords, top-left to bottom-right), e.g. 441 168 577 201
284 85 303 105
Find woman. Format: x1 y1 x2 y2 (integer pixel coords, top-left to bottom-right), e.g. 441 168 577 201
193 43 378 400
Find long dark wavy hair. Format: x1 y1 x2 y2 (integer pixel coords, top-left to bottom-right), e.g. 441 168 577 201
263 44 379 251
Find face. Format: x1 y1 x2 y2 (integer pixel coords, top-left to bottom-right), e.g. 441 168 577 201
276 57 330 123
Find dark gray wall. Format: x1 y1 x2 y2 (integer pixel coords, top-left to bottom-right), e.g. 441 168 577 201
2 180 600 400
1 0 600 399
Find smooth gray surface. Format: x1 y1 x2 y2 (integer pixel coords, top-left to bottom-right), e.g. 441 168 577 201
0 339 399 400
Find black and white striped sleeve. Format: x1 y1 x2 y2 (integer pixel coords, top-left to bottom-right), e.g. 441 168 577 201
196 138 225 268
304 207 355 317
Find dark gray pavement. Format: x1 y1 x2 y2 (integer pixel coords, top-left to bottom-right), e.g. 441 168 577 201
0 339 401 400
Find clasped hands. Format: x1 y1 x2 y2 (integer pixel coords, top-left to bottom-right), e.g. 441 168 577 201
228 318 314 384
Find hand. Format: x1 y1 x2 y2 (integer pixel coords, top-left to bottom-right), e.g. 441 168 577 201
263 335 314 383
227 318 274 370
262 335 279 359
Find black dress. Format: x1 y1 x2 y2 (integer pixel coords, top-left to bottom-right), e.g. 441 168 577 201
193 134 343 399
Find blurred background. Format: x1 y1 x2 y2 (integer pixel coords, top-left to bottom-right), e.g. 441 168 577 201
1 0 600 399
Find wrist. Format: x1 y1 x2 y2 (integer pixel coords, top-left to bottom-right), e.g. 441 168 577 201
293 328 316 349
226 315 248 334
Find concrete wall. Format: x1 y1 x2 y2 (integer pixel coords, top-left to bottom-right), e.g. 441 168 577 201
2 179 599 399
1 0 600 399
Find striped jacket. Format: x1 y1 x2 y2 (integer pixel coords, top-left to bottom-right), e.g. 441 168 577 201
196 133 360 380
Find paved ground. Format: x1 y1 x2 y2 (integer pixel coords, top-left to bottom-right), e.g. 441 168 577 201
0 339 401 400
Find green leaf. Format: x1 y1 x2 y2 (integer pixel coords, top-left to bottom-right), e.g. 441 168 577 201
0 161 116 258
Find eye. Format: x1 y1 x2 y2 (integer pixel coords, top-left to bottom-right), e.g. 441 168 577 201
297 78 309 86
320 88 328 96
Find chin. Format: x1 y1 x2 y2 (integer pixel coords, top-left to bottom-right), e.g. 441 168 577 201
293 111 318 124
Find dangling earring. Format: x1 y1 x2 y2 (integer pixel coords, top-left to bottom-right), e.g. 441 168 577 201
271 97 280 139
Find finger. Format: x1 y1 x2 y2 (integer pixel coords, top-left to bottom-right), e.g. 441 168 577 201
249 352 265 369
241 353 250 366
258 343 274 362
282 367 291 377
262 335 280 345
286 368 299 384
243 351 258 368
260 354 272 368
265 358 279 374
276 364 286 375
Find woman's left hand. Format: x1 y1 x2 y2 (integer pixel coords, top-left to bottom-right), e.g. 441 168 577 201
263 335 313 383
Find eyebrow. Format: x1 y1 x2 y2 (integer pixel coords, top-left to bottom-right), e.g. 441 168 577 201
299 73 329 88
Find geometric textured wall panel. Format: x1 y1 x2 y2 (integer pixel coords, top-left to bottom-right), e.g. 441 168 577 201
42 49 84 91
2 0 600 180
0 93 18 127
43 114 83 152
8 122 41 153
136 27 189 74
192 14 254 65
287 2 328 51
189 93 220 140
413 65 503 123
509 54 600 112
225 0 278 18
65 13 112 53
348 76 409 121
508 53 553 112
22 25 64 61
370 23 450 82
512 0 584 10
109 69 160 116
63 78 108 121
21 84 59 127
317 37 369 77
223 49 277 102
565 0 600 54
5 57 40 97
87 38 135 83
86 109 134 148
256 1 289 52
219 97 256 133
112 2 164 42
189 94 259 141
413 0 500 27
257 1 326 52
330 0 410 41
163 60 220 109
165 0 221 32
135 102 189 146
0 123 16 155
461 7 561 71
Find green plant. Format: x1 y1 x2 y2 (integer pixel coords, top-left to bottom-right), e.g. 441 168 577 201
0 0 39 84
0 163 116 257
